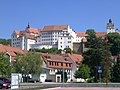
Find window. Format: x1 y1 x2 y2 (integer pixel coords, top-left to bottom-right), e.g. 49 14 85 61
61 63 63 66
66 63 68 67
68 41 71 43
69 64 71 67
61 46 62 48
55 62 56 66
49 62 51 65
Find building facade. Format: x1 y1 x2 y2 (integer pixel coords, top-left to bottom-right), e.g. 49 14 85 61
12 25 84 51
41 53 83 82
11 25 40 50
106 19 115 34
12 24 107 51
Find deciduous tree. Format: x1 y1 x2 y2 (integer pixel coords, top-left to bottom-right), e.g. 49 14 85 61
13 52 43 79
74 64 90 80
0 53 11 77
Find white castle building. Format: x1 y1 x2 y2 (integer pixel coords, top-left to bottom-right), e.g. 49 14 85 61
11 24 86 51
13 20 117 51
11 25 40 50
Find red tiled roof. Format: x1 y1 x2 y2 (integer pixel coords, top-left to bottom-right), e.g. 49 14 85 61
19 30 26 36
42 25 68 32
96 32 106 36
27 28 40 34
0 44 27 61
25 33 35 40
14 30 26 37
15 30 20 35
76 32 88 37
67 53 83 66
14 28 40 37
41 53 71 63
76 32 106 37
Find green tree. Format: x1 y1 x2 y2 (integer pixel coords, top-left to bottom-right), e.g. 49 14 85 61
13 52 43 80
111 57 120 82
85 29 104 49
0 53 11 77
107 33 120 56
74 64 90 80
0 38 11 45
64 48 72 53
30 48 58 54
82 29 112 82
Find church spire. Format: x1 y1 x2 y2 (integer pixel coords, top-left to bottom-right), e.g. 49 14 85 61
27 22 30 28
106 19 115 34
109 19 112 23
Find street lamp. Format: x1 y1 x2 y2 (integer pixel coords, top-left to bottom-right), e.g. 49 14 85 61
106 36 108 87
63 67 64 87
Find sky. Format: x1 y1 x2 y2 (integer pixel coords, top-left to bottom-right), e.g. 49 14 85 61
0 0 120 39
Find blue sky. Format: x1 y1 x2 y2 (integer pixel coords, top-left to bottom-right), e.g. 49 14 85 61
0 0 120 39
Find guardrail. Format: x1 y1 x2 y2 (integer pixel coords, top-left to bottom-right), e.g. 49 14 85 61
19 82 120 89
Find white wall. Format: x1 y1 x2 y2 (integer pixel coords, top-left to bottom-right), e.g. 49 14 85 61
40 74 47 82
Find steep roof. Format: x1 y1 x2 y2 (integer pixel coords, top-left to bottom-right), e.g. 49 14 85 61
15 30 20 35
42 25 68 32
25 33 35 40
67 53 83 66
0 44 27 61
27 28 40 34
14 28 40 37
76 32 106 37
96 32 106 36
76 32 88 37
41 53 71 63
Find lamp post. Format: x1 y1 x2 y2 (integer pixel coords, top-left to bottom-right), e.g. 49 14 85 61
106 36 108 87
63 67 64 87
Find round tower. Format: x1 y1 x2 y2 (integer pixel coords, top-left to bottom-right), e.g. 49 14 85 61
106 19 115 34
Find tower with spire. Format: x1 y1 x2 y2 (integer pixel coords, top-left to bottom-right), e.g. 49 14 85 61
27 22 30 28
106 19 115 34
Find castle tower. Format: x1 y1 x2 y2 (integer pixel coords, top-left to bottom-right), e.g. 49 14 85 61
106 19 115 34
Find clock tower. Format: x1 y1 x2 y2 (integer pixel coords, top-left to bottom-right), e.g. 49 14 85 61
106 19 115 34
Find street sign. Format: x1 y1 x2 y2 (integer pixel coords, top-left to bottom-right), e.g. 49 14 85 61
98 66 102 73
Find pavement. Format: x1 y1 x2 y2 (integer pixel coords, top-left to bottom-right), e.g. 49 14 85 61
42 87 120 90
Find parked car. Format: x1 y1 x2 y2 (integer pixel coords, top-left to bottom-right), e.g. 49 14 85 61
0 78 11 89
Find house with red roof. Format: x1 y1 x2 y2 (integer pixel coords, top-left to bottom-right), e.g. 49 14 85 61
40 53 83 82
0 44 27 62
0 44 83 82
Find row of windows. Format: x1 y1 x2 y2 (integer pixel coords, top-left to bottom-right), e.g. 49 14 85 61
12 35 17 38
49 62 71 67
68 41 71 43
60 41 71 44
42 35 58 38
42 32 60 35
61 37 71 39
61 46 70 48
49 69 71 73
13 42 20 45
12 38 21 41
42 42 57 44
42 39 57 41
